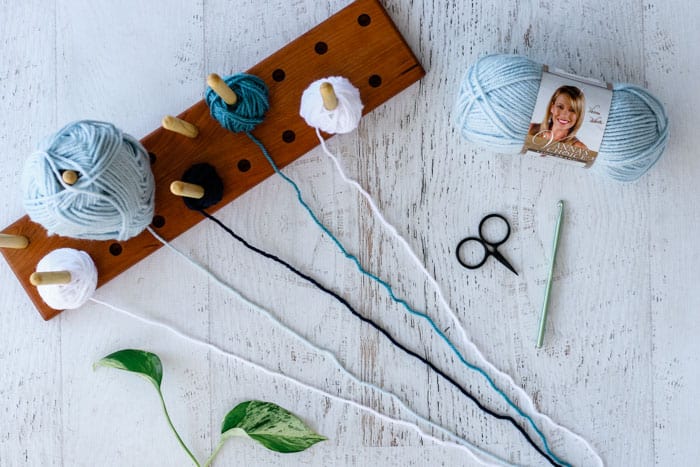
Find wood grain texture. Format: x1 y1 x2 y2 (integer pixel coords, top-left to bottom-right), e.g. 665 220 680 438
1 0 699 466
0 2 62 467
644 1 700 465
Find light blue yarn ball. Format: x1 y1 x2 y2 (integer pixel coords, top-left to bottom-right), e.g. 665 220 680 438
22 120 155 241
454 54 670 182
205 73 269 133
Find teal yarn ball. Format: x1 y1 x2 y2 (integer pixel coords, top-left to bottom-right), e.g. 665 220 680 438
205 73 269 133
454 54 670 182
22 120 155 241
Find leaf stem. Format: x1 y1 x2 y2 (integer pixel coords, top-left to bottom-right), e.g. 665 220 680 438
202 439 227 467
157 388 200 467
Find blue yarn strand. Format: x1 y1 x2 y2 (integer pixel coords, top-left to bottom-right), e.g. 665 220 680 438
205 72 567 464
245 130 568 467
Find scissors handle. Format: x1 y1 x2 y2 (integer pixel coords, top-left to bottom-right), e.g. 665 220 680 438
455 236 489 269
455 213 518 275
478 213 511 247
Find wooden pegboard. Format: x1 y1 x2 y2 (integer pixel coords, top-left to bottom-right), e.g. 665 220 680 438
0 0 424 320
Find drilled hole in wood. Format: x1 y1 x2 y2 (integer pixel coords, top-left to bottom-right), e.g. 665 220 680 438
109 243 123 256
369 74 382 87
314 41 328 54
282 130 296 143
237 159 251 172
272 69 286 82
149 152 157 164
152 215 165 228
358 14 371 26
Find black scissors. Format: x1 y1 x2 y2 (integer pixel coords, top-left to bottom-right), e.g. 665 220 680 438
455 213 518 275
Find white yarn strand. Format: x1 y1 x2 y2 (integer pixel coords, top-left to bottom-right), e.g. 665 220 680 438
89 297 513 467
302 78 604 465
318 133 604 465
30 241 508 465
300 77 363 134
145 227 512 466
34 248 98 310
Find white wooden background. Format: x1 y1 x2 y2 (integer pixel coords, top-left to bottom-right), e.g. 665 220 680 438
1 1 698 466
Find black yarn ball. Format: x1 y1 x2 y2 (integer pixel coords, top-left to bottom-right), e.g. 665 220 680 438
180 163 224 210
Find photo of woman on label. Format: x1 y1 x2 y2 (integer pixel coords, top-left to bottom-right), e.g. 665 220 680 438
528 85 588 150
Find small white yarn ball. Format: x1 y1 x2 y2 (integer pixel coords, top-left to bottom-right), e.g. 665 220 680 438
35 248 98 310
299 76 363 134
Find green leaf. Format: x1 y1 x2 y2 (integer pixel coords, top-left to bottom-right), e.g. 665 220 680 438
221 400 326 453
95 349 163 389
95 349 200 466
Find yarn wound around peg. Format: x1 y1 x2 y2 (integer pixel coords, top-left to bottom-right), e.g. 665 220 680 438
300 77 363 134
179 163 224 211
22 120 155 240
35 248 97 310
454 54 669 182
204 69 569 464
205 73 269 133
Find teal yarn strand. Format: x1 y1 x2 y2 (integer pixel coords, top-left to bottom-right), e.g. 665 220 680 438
454 54 669 182
247 131 569 467
205 73 269 133
22 120 155 241
206 72 569 465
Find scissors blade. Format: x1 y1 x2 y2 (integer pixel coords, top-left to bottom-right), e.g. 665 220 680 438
489 248 518 276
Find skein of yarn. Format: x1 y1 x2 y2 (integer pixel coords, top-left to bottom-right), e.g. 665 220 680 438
22 120 155 240
33 248 98 310
300 77 363 134
454 54 669 182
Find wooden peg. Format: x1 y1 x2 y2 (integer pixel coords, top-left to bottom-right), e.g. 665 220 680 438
30 271 72 286
170 181 205 199
62 170 78 185
319 82 338 110
162 115 199 138
0 234 29 249
207 73 238 105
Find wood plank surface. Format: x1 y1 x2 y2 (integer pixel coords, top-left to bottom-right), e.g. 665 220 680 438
644 1 700 465
1 0 698 466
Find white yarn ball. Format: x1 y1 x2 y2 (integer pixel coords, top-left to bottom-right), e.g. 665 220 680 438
35 248 98 310
299 77 363 134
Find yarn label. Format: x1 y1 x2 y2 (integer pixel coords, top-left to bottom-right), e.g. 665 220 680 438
522 66 613 167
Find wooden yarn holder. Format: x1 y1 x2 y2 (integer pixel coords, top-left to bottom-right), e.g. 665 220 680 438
0 0 424 320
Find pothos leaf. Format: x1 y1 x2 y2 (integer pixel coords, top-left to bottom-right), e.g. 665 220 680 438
95 350 200 466
221 400 326 453
94 349 163 389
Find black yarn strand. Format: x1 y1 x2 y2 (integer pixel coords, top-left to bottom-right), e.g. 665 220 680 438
199 209 560 467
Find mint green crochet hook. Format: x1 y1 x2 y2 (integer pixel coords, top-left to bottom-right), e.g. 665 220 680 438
536 200 564 348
